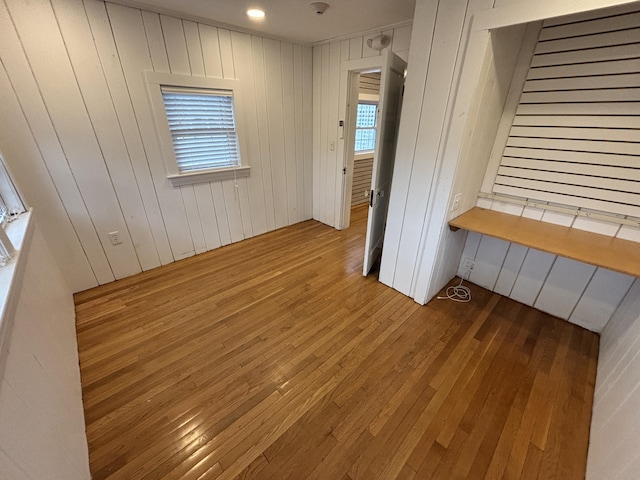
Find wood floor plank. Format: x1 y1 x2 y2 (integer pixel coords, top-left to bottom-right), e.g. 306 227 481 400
75 204 598 480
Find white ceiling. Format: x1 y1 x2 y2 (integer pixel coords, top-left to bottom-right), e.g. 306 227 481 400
108 0 416 44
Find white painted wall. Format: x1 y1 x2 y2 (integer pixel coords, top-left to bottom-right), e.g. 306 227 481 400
0 222 90 479
587 279 640 479
380 0 640 307
312 23 412 227
457 199 636 332
447 1 640 333
0 0 313 293
380 0 495 298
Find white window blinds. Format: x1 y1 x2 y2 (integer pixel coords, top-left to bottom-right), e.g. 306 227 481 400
161 87 240 173
492 6 640 218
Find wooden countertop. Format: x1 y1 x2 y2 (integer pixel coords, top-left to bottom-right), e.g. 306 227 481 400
449 207 640 278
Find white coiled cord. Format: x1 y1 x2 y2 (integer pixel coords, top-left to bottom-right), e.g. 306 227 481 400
437 277 471 303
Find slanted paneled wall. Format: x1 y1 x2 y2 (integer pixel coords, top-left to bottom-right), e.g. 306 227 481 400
312 23 412 227
458 197 637 332
587 278 640 479
0 0 312 292
0 224 90 479
454 2 640 332
492 4 640 218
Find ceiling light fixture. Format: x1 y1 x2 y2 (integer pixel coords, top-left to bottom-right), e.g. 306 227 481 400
310 2 329 15
247 8 266 18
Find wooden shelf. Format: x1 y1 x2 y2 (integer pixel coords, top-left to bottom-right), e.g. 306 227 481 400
449 207 640 278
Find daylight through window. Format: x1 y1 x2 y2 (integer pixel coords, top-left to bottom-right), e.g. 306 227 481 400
161 87 240 173
355 103 377 152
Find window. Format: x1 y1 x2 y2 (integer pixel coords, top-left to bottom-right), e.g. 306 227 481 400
0 152 26 264
355 103 377 152
161 87 239 173
145 72 250 186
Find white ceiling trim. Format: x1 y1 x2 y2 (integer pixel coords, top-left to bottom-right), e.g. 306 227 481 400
102 0 313 45
311 20 413 47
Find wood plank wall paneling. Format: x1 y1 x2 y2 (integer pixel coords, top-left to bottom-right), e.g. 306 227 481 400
493 6 640 218
0 0 313 292
379 0 480 296
587 278 640 479
457 197 636 332
351 156 374 206
453 3 640 332
359 72 381 96
312 23 412 227
0 225 90 479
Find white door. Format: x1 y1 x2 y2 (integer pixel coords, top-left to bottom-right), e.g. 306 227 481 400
362 51 406 275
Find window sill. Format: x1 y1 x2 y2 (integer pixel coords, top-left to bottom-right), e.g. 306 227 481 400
168 165 251 187
0 210 34 354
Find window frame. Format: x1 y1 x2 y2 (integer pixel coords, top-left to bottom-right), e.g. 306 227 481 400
145 71 250 187
354 101 378 154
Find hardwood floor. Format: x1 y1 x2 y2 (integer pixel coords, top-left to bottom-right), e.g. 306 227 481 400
74 204 598 480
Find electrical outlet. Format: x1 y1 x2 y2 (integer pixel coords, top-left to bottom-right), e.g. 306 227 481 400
461 257 475 275
108 231 122 245
451 193 463 213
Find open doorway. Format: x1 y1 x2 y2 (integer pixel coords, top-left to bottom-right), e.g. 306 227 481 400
338 51 407 276
350 72 380 214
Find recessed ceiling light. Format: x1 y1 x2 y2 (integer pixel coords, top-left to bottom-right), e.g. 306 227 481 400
247 9 265 18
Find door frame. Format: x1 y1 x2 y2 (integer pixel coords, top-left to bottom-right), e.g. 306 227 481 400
336 56 386 231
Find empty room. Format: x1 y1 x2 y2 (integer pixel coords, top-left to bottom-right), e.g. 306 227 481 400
0 0 639 478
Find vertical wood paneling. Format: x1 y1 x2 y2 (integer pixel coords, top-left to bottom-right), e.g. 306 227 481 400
312 45 322 221
587 279 640 479
219 28 251 242
493 243 528 297
534 257 597 318
501 249 555 306
311 23 413 228
0 61 96 291
377 0 444 287
110 5 193 261
83 0 173 267
0 0 313 291
293 44 305 223
458 197 638 331
319 44 330 225
185 21 224 251
263 38 289 229
0 226 90 479
467 235 510 289
252 36 277 232
281 43 298 224
231 31 268 235
334 39 351 224
52 0 158 271
325 41 340 226
570 268 634 332
349 37 363 60
388 0 471 296
302 46 314 221
1 0 114 285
